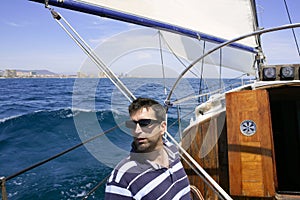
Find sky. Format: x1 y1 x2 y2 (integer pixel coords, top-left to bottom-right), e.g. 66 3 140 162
0 0 300 75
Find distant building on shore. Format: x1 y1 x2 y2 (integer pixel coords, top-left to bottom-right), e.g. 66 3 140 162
77 71 107 78
4 69 17 78
0 69 73 78
0 69 128 78
16 71 37 77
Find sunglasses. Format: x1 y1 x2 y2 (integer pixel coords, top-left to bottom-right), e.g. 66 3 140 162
125 119 161 129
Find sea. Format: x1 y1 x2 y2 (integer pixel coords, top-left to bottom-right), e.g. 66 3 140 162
0 77 246 200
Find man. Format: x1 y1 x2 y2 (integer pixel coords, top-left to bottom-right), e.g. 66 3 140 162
105 97 191 199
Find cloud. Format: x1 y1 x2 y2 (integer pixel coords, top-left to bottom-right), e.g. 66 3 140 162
4 21 26 28
86 21 138 46
89 37 106 45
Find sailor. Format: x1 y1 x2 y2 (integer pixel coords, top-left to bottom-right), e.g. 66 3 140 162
105 97 191 199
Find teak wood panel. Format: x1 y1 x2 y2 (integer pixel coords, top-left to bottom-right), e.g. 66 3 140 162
182 117 220 200
182 112 228 200
226 89 275 197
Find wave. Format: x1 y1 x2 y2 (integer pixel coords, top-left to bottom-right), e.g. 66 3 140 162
0 108 127 156
0 78 202 199
0 108 185 159
0 107 122 123
0 108 123 199
0 108 184 199
0 113 24 123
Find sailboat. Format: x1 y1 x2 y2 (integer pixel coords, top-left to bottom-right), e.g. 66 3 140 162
2 0 300 199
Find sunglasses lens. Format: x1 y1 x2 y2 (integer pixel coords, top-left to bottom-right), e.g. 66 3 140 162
125 121 136 129
125 119 157 129
137 119 152 127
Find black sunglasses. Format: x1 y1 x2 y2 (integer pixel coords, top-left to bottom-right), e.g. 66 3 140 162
125 119 161 129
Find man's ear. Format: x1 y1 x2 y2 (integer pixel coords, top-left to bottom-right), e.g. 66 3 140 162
160 121 167 134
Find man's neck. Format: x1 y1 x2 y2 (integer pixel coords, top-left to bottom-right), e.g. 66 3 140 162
155 147 169 168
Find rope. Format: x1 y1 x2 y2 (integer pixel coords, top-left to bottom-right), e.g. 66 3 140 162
283 0 300 57
190 185 205 200
82 174 110 200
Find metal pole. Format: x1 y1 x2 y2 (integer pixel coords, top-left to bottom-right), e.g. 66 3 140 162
1 177 8 200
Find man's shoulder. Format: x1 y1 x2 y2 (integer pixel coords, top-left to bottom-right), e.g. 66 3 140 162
107 156 149 186
114 156 137 171
112 155 150 176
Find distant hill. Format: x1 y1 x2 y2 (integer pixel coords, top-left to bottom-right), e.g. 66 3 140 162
16 69 57 75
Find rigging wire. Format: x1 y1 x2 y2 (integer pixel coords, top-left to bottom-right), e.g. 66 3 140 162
171 73 254 106
7 2 300 199
45 11 222 199
32 5 239 199
219 48 223 91
283 0 300 57
47 7 136 102
176 106 182 139
158 31 167 95
166 22 300 105
198 41 206 103
159 32 200 78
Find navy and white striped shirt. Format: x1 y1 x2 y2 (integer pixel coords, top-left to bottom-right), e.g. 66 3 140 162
105 141 191 200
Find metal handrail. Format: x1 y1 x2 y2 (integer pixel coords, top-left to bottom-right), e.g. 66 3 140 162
166 23 300 104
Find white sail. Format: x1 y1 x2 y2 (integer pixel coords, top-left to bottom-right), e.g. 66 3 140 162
79 0 258 47
31 0 259 75
35 0 259 51
81 28 256 76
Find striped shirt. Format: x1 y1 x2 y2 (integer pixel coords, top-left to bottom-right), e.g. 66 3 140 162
105 141 191 200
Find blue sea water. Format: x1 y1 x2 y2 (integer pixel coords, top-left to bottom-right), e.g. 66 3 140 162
0 78 245 200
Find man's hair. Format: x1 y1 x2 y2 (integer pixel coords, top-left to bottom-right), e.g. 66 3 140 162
128 97 166 121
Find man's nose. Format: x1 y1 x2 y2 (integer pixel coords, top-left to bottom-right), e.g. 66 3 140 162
134 123 143 134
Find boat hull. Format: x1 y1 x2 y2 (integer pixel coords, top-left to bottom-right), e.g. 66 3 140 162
182 83 300 199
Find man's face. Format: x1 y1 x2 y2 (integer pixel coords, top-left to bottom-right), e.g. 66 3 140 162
129 107 166 153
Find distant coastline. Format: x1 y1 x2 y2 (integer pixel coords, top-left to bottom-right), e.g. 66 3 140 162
0 69 110 78
0 69 76 78
0 69 159 79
